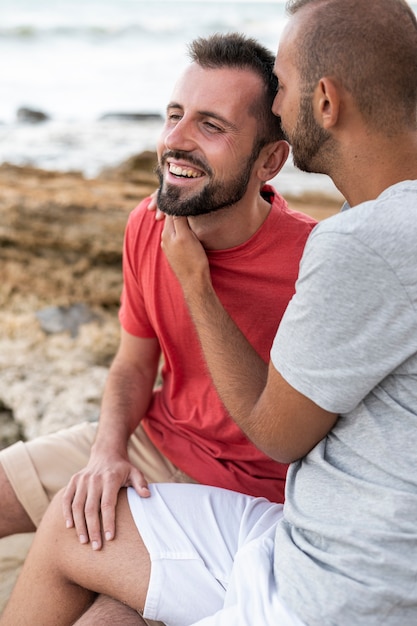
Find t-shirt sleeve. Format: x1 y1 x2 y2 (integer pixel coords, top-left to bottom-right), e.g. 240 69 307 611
271 229 415 413
118 202 157 338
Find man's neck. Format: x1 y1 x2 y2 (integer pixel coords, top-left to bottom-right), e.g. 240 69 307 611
332 131 417 207
187 191 273 251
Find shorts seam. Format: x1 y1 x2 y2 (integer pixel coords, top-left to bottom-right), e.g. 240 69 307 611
1 441 50 526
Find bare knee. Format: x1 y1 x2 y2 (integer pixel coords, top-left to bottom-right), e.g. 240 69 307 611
41 489 152 612
0 462 36 537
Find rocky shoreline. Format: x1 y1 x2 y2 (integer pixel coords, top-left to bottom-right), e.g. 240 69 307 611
0 155 340 613
0 152 160 613
0 153 158 446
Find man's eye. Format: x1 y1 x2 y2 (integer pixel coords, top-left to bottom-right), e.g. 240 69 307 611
168 113 182 122
204 121 222 132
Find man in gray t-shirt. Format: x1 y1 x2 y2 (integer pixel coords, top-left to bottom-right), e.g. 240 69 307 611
272 183 417 624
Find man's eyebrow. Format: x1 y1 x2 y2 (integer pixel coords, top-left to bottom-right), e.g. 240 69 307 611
198 110 237 130
166 101 183 112
166 102 237 130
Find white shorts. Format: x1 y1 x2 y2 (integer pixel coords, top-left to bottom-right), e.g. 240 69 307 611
127 484 305 626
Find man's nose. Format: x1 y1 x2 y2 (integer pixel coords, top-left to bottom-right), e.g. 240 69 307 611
164 118 197 152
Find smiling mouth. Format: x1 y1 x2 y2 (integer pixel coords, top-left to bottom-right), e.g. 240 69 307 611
169 163 204 179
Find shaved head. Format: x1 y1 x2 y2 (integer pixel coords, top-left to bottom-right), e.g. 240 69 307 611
285 0 417 132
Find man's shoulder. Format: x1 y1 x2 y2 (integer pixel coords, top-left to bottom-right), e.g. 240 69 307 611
263 184 317 231
128 196 154 223
126 196 163 238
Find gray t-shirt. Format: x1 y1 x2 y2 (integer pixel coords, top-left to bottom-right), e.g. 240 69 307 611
271 181 417 625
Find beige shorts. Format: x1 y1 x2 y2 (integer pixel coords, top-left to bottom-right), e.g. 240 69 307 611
1 421 195 527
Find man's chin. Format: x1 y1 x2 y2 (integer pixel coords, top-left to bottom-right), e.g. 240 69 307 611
158 189 205 217
159 207 181 216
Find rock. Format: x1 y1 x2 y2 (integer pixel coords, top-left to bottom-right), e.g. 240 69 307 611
36 303 100 338
0 404 23 449
16 107 50 123
99 150 158 185
0 154 160 612
0 301 118 441
0 157 158 310
99 112 163 122
0 153 158 442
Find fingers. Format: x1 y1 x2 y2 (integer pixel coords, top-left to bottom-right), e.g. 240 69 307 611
147 189 165 220
171 215 191 232
75 478 107 550
62 474 79 531
147 189 158 210
93 479 119 547
130 472 151 499
62 467 151 551
63 472 112 551
161 214 176 244
99 470 150 546
161 215 189 245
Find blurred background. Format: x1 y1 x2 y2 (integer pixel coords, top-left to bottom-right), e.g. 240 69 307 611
0 0 343 197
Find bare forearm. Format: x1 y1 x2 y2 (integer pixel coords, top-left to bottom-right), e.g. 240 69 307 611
184 283 339 462
184 280 268 440
161 215 268 448
62 332 159 544
93 358 156 457
162 216 337 463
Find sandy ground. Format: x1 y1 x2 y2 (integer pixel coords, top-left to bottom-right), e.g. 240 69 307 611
0 534 33 611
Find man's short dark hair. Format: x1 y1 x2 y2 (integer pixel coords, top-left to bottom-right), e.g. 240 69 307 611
188 32 285 146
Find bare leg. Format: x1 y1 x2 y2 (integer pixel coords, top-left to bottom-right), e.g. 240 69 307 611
0 463 36 537
0 463 155 625
74 595 149 625
0 488 151 625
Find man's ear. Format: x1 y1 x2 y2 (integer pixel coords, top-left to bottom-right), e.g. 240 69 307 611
314 77 341 129
257 140 290 182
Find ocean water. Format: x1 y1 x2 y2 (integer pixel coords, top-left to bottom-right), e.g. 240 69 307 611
1 0 414 198
1 0 294 179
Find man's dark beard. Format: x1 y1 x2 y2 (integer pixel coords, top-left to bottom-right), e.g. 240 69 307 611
156 148 260 217
282 94 331 173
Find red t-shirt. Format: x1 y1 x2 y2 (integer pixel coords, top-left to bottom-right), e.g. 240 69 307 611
119 185 316 503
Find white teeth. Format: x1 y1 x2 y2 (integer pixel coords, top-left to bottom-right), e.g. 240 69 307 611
169 164 201 178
